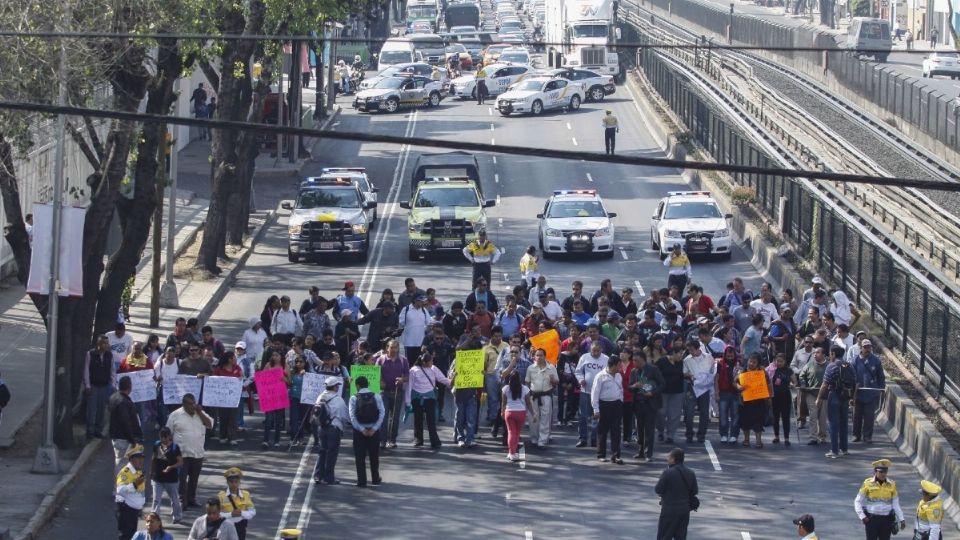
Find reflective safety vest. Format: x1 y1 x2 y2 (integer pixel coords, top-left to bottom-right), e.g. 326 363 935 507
219 488 256 524
602 115 618 128
465 240 498 262
858 477 899 516
115 463 145 509
916 496 943 536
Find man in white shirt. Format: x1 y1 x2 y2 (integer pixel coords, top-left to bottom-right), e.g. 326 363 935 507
591 356 624 464
575 341 608 448
749 289 779 329
398 294 432 364
108 322 134 374
166 393 213 508
270 295 303 344
525 349 559 448
540 291 563 321
682 340 716 444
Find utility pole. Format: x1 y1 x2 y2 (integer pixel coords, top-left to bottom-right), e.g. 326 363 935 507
275 47 286 167
33 4 71 474
160 79 180 309
149 129 165 328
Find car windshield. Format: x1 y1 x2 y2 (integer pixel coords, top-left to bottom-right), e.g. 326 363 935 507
380 51 412 64
512 79 543 91
415 187 480 207
487 45 508 55
298 188 360 209
373 77 406 89
500 52 529 62
572 24 608 38
663 201 722 219
446 44 467 53
409 6 437 17
934 52 960 59
547 200 606 218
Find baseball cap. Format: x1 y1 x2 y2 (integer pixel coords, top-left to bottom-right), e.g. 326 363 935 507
696 316 709 325
811 276 823 284
324 376 342 387
793 514 814 530
533 302 543 308
414 294 427 302
861 339 873 347
235 341 247 350
343 281 355 290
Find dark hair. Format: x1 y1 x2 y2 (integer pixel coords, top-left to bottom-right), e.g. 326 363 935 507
356 376 369 389
491 325 503 335
831 346 846 358
508 371 522 401
752 314 765 326
159 426 173 439
405 277 415 286
451 300 464 309
202 325 213 334
187 317 199 328
118 376 133 391
182 393 196 404
141 511 165 534
206 497 221 508
608 356 621 368
668 447 685 463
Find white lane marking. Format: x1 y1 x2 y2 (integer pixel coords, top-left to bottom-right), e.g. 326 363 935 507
519 442 526 470
566 122 572 130
277 110 418 537
634 280 645 297
492 156 497 164
490 123 495 131
495 173 500 183
491 137 496 146
502 272 509 282
488 107 493 116
525 532 533 540
496 194 501 206
505 492 512 501
571 137 578 146
705 440 722 471
740 533 752 540
586 173 593 182
294 468 318 532
619 248 628 260
498 217 503 227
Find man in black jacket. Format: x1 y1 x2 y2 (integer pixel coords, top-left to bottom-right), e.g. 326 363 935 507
110 375 144 476
655 447 698 540
357 302 400 352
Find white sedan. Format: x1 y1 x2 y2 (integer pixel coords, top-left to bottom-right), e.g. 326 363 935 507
448 63 535 99
922 51 960 78
495 76 584 115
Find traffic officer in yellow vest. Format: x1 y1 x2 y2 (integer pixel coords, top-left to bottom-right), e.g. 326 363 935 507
462 228 501 288
218 467 256 540
915 480 944 540
116 444 146 540
602 110 619 155
854 459 906 540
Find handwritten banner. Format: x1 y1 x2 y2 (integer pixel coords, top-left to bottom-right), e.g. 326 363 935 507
255 367 290 413
529 329 561 365
351 364 382 395
300 372 326 405
161 375 203 406
454 349 485 389
120 370 156 403
739 370 771 402
201 376 243 408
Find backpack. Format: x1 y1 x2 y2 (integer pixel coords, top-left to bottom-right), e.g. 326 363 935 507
0 381 9 408
356 392 379 424
311 398 333 429
833 361 857 399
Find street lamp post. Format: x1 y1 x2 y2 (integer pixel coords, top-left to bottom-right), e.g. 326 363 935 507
160 79 180 308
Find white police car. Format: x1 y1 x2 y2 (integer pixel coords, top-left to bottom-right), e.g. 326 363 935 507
496 76 584 116
537 189 617 258
353 75 444 113
317 167 379 224
650 191 734 260
449 63 534 99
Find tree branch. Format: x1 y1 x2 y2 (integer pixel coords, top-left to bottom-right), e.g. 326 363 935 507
65 120 101 170
198 58 220 94
83 116 105 163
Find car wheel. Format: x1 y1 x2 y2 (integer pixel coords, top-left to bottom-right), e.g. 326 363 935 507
429 91 441 107
531 99 543 115
651 231 659 250
408 248 419 261
288 249 299 263
569 94 581 111
385 97 399 113
499 108 511 116
538 235 544 250
590 86 605 101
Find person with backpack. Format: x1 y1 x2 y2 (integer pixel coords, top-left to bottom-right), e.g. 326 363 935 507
187 497 239 540
0 369 11 426
408 353 452 449
398 294 432 364
312 376 349 485
150 427 183 525
349 375 384 487
655 447 699 540
816 345 856 459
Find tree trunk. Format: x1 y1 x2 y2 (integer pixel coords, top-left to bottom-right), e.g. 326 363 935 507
0 136 31 285
226 71 256 247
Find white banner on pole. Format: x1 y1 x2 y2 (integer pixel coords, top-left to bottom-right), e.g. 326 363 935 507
119 370 156 403
201 376 243 408
161 375 203 406
26 204 85 297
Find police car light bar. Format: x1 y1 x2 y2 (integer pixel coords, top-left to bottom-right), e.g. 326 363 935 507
553 189 597 196
667 191 710 196
321 167 366 173
424 176 472 182
301 177 353 185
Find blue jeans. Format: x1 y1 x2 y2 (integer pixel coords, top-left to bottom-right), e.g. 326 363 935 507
454 389 478 444
236 401 245 428
827 393 849 454
484 374 501 423
151 480 182 522
263 410 285 444
578 392 597 442
289 403 311 440
313 426 342 482
85 385 112 437
717 392 740 438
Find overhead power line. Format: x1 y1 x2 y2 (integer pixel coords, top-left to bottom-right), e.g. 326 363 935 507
0 98 957 192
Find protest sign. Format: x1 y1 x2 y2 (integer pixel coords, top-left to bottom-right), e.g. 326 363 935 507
350 364 382 395
529 329 561 365
739 370 771 402
454 349 484 389
120 370 156 404
300 372 326 405
255 367 290 412
201 376 243 408
161 375 203 406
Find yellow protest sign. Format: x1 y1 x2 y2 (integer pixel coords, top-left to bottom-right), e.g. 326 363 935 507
529 329 560 365
454 349 485 389
739 370 770 402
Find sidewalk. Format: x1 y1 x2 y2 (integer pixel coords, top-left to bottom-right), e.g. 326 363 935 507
0 108 338 540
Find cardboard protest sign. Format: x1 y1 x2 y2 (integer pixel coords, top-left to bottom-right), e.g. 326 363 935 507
120 370 156 403
161 375 203 406
255 367 290 412
529 329 561 365
350 364 382 395
739 370 771 402
201 376 243 408
454 349 484 389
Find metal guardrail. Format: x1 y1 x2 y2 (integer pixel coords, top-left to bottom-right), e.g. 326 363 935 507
619 7 960 404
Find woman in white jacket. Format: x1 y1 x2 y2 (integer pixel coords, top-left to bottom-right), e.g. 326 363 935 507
829 291 861 327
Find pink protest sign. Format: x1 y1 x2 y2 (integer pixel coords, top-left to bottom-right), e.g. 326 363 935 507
255 367 290 413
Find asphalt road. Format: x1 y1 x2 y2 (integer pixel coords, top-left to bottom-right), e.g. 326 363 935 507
41 83 940 540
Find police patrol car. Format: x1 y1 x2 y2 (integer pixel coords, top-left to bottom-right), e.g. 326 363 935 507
353 74 444 113
449 63 534 99
317 167 379 224
496 76 584 116
545 68 616 102
400 177 496 261
537 189 617 258
281 177 376 263
650 191 734 260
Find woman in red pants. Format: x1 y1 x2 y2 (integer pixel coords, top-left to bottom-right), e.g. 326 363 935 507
500 372 532 462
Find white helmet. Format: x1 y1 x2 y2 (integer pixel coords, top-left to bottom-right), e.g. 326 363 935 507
355 55 361 62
